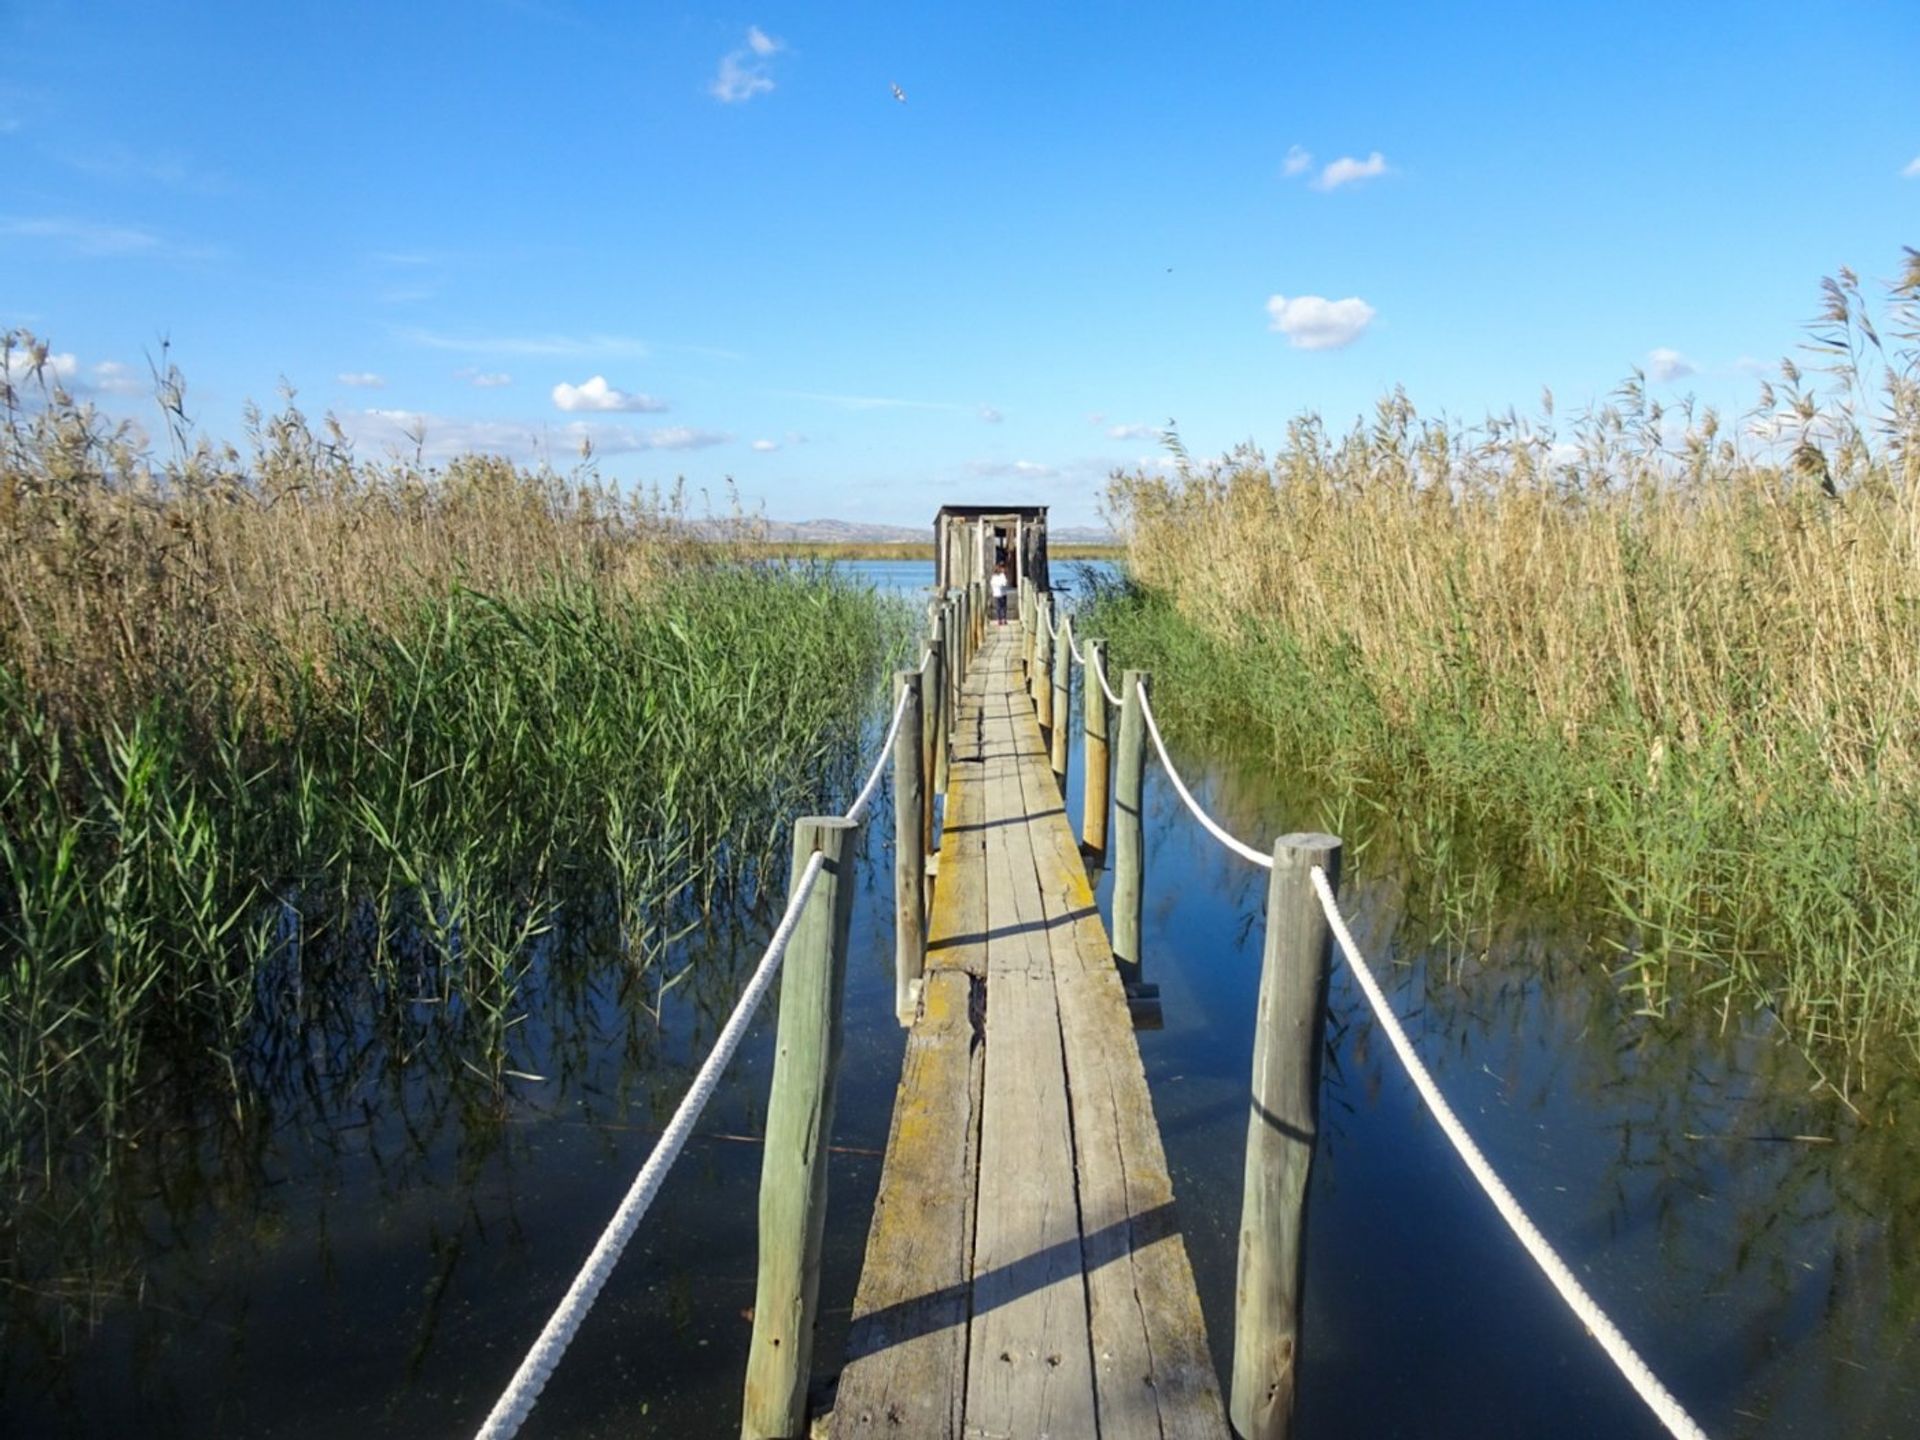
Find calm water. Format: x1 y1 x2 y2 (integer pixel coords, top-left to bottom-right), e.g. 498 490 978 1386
4 562 1916 1437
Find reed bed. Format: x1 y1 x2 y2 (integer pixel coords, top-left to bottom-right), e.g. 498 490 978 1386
0 337 908 1202
1098 255 1920 1100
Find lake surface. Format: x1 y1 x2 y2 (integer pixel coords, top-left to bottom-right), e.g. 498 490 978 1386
4 560 1916 1437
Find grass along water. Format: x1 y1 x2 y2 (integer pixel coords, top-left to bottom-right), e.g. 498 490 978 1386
0 353 910 1224
1095 254 1920 1104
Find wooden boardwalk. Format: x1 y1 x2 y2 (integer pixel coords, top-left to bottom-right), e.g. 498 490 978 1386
831 626 1227 1439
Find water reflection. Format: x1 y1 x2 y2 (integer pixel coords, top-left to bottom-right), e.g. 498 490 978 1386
1095 714 1920 1439
7 582 1917 1438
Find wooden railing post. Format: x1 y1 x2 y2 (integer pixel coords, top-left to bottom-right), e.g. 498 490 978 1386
1034 596 1054 731
1049 612 1071 788
943 599 959 736
1021 579 1036 681
1081 637 1111 856
1230 833 1341 1440
920 637 943 842
742 815 860 1440
1112 668 1149 988
891 672 926 1025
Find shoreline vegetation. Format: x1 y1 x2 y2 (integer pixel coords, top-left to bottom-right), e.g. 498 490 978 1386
0 339 907 1209
1094 254 1920 1108
729 538 1122 562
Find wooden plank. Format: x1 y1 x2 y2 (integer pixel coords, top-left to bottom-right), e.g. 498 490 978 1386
926 662 988 980
965 676 1096 1436
832 969 983 1438
834 627 1225 1439
1009 681 1231 1439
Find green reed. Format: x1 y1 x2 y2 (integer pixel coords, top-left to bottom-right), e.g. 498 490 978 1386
0 566 906 1197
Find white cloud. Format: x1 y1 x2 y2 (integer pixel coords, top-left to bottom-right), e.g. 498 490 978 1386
1282 145 1313 177
399 328 649 358
967 458 1059 479
751 438 779 451
552 375 669 413
1647 347 1695 383
1107 422 1158 441
1902 156 1920 179
1313 152 1389 191
1 216 159 256
462 370 513 388
1265 293 1376 350
776 389 969 413
338 372 386 389
90 360 146 395
1 350 164 400
0 347 77 383
978 405 1003 423
340 408 726 461
712 27 784 103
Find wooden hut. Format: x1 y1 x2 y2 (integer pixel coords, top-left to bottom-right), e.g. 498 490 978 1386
933 505 1049 594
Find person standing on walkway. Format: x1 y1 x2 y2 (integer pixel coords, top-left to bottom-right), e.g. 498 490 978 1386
990 562 1010 626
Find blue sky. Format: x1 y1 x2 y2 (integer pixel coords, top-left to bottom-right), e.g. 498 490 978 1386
3 1 1916 528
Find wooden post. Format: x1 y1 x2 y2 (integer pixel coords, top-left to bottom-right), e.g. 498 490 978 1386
891 672 926 1025
1049 610 1071 788
1021 580 1035 680
920 637 943 845
1112 669 1149 988
1231 834 1341 1440
1034 596 1054 732
1082 637 1111 856
742 816 860 1440
943 599 959 733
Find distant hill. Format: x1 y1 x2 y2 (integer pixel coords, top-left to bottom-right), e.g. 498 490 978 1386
704 516 1120 546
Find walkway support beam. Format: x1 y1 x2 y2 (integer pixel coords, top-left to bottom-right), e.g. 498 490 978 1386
742 816 860 1439
1230 833 1342 1440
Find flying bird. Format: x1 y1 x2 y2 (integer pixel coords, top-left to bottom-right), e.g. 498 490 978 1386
891 82 906 103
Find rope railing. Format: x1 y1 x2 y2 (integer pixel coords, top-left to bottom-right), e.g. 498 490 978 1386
476 674 921 1440
1308 867 1709 1440
845 682 916 825
1136 685 1273 867
475 850 828 1440
1124 667 1710 1440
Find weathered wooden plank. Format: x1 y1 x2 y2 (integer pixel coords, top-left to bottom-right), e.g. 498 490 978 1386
926 665 988 981
1009 710 1230 1439
835 628 1225 1440
966 680 1095 1436
832 969 983 1438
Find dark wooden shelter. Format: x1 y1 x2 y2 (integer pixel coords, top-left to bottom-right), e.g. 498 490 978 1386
933 505 1049 594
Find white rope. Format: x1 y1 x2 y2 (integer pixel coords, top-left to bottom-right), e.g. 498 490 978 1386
1128 678 1707 1435
474 849 829 1440
844 683 914 824
478 667 922 1439
1308 870 1709 1440
1134 683 1274 867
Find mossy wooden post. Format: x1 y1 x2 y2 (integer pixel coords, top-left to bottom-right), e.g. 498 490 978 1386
1231 833 1341 1440
1082 637 1111 856
742 816 860 1440
920 637 943 843
1049 612 1071 788
891 671 926 1025
1112 669 1149 988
